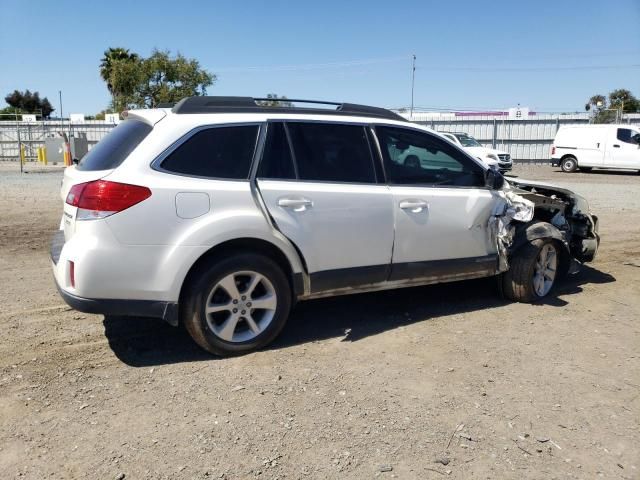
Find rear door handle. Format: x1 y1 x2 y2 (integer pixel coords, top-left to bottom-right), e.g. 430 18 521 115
399 199 428 213
277 196 313 211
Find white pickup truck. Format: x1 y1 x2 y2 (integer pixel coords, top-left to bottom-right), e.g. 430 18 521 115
439 131 512 172
551 124 640 172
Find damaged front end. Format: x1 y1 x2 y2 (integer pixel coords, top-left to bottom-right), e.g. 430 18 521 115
490 177 600 272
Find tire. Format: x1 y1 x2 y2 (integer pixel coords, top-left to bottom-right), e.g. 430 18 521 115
560 156 578 173
502 238 561 303
182 253 292 356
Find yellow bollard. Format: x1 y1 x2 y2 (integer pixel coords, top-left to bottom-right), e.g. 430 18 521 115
19 144 26 164
37 147 42 163
42 147 47 166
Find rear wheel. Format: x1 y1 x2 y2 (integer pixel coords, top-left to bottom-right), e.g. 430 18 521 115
182 253 292 356
560 156 578 173
502 238 560 303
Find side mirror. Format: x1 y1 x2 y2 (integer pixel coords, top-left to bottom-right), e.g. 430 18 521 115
632 133 640 146
485 167 505 190
72 158 79 165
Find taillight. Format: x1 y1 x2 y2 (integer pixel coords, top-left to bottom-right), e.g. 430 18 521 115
65 180 151 220
551 146 556 155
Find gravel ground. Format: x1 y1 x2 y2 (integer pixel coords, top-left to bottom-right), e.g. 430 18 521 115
0 162 638 479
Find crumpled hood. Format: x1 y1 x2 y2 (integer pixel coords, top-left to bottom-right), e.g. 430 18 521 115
505 177 591 215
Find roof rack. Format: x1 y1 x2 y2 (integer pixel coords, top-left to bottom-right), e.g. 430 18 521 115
170 96 405 121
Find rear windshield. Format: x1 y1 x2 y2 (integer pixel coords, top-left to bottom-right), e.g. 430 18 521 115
76 119 152 171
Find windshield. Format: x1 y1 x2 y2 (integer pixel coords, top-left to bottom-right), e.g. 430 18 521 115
454 134 482 147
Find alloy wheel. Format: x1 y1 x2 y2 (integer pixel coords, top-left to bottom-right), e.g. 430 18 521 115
204 271 277 343
533 244 558 297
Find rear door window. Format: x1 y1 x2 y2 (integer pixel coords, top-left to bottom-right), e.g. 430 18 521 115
286 122 376 183
257 122 296 180
77 119 152 171
160 125 259 179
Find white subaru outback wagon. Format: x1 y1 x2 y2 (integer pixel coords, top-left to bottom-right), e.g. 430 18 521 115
51 97 599 356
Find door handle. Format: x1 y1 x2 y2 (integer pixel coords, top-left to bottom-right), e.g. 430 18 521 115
613 144 620 148
277 196 313 211
399 199 428 213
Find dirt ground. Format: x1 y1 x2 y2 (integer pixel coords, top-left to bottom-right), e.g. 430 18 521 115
0 162 638 479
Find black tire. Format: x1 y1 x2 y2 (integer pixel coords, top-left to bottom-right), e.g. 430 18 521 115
502 238 561 303
560 156 578 173
182 253 292 356
580 167 592 172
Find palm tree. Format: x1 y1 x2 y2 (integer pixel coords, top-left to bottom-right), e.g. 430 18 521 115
99 47 138 109
585 94 606 112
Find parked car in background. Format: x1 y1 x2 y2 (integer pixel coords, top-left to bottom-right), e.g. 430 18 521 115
439 131 512 171
51 97 599 356
551 124 640 172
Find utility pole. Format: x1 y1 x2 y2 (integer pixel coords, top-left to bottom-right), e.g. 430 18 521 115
16 111 22 174
58 90 63 123
410 54 416 120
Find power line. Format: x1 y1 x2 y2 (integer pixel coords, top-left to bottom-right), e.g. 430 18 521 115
215 55 409 73
418 64 640 72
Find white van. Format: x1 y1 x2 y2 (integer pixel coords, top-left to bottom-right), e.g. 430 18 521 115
551 124 640 172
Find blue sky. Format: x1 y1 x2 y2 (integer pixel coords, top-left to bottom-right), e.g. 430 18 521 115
1 0 639 115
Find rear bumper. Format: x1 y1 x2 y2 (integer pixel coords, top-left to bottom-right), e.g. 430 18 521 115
50 229 179 325
54 280 178 325
550 158 561 167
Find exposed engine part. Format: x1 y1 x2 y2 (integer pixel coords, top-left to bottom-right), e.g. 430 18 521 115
489 177 599 273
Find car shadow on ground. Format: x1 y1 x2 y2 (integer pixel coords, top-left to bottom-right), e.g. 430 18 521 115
103 264 615 367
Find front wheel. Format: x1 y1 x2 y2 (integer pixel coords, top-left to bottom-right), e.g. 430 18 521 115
502 238 561 303
560 156 578 173
182 253 292 356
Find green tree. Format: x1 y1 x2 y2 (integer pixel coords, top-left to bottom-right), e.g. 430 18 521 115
586 89 639 123
584 94 606 112
134 50 215 108
108 57 144 111
257 93 293 107
99 47 139 110
3 89 55 118
608 88 639 113
104 49 215 110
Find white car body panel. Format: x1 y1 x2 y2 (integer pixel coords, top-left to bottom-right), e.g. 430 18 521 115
390 186 498 263
258 180 394 274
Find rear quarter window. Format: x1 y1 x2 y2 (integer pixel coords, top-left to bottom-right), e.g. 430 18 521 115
159 125 259 179
77 120 152 171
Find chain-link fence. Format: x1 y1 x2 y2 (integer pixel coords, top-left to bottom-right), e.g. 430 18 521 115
0 120 117 161
408 112 640 163
2 114 639 163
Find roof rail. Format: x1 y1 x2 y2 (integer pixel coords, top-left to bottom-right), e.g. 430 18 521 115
170 96 405 121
